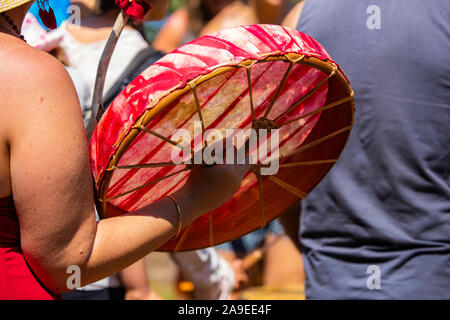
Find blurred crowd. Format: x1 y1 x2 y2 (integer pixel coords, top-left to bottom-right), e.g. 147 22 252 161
21 0 305 301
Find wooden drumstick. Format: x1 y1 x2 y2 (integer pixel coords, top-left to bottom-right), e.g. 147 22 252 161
86 10 129 140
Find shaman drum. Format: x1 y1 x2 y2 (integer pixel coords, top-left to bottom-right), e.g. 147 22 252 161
239 284 306 300
89 24 354 252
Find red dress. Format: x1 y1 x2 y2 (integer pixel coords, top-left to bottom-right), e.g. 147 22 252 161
0 196 56 300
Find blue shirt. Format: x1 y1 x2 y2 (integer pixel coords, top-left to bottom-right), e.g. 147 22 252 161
297 0 450 299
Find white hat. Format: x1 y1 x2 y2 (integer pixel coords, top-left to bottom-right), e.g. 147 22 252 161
0 0 33 13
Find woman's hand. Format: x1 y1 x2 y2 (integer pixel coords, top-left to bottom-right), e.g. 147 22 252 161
173 141 251 223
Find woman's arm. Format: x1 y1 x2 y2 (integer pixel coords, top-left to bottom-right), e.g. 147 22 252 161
3 44 248 294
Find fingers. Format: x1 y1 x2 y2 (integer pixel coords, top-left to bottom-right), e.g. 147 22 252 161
191 138 251 175
224 140 251 177
236 137 253 176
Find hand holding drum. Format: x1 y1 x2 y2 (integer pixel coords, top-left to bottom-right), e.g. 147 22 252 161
174 140 252 223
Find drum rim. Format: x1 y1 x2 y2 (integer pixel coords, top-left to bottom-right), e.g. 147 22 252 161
95 53 354 250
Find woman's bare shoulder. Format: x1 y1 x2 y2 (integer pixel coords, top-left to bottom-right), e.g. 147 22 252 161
0 38 82 126
0 40 72 94
282 1 305 29
0 37 85 174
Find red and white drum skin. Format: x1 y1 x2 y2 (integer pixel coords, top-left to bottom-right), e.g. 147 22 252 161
89 24 353 251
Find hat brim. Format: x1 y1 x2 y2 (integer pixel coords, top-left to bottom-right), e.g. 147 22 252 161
0 0 34 13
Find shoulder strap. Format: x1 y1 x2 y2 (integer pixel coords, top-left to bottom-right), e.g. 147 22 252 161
103 47 166 108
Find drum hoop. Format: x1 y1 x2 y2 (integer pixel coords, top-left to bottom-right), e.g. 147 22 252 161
96 53 354 223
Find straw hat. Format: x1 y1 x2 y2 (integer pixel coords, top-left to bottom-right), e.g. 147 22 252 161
0 0 33 13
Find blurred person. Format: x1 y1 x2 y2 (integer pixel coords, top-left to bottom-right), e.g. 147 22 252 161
198 0 258 37
0 0 248 299
282 0 450 299
152 0 258 53
172 248 236 300
150 1 189 53
249 0 289 25
217 220 304 294
60 0 150 97
62 258 161 300
61 211 162 300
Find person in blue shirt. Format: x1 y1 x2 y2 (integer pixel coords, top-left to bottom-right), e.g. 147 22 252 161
282 0 450 299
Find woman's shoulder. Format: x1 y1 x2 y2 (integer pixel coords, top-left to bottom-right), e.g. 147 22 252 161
0 39 74 104
0 37 82 131
0 38 71 91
